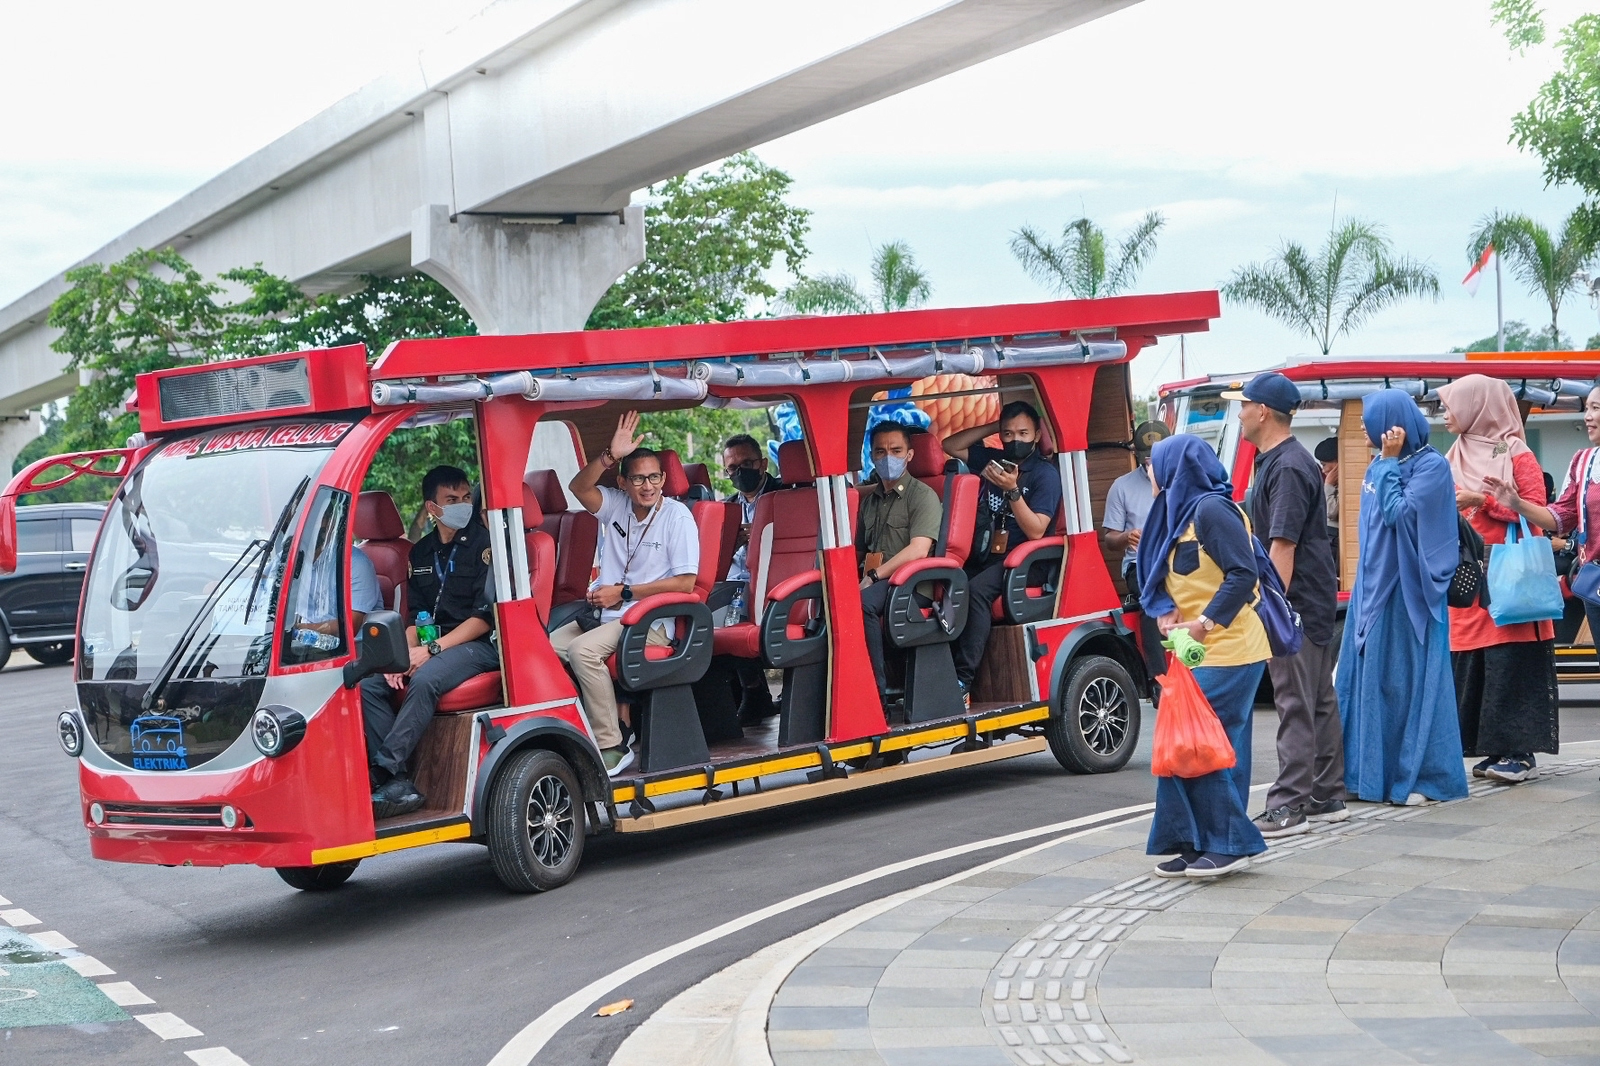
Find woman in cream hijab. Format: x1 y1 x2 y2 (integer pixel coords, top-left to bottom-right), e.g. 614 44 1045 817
1437 374 1557 785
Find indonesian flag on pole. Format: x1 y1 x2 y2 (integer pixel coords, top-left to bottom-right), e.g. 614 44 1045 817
1463 244 1495 296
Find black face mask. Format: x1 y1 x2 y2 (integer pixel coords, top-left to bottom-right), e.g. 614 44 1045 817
1002 439 1035 462
731 466 765 494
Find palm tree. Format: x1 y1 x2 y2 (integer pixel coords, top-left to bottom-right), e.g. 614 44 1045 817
1469 208 1600 343
1009 211 1165 299
1222 217 1439 355
781 240 932 314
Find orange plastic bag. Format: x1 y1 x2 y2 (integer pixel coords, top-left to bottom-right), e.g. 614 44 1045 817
1150 655 1237 778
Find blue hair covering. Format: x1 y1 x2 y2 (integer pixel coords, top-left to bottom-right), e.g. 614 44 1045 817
1353 389 1457 648
1136 434 1236 616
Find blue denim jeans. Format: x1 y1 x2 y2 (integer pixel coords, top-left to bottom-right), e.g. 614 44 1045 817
1146 660 1268 858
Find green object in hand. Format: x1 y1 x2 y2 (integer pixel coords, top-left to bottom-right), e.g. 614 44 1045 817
1162 626 1207 667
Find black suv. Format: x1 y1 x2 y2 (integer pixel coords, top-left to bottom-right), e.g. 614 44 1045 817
2 502 105 666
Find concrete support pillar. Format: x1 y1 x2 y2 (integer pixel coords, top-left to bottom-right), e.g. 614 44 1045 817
410 204 645 335
0 412 44 482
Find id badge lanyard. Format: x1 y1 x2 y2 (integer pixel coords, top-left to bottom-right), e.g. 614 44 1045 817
432 542 460 616
1578 449 1600 552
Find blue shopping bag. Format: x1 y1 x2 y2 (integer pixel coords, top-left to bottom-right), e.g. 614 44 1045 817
1486 516 1566 626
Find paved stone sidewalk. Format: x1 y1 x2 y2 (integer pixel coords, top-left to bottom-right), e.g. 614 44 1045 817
768 757 1600 1066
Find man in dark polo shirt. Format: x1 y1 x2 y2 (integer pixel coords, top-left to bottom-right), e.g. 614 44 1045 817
1221 373 1343 839
858 421 944 709
942 401 1063 698
361 464 498 819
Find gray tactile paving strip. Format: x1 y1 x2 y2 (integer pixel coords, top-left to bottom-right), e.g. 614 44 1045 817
768 757 1600 1066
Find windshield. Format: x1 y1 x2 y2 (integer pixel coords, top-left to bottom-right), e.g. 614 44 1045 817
78 421 351 683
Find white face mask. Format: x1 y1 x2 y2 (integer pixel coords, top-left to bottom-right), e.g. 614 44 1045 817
435 501 474 530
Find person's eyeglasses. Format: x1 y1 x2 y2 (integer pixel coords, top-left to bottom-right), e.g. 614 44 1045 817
625 472 664 486
725 459 762 474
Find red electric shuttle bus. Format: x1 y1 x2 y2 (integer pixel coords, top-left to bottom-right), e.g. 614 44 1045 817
7 292 1217 892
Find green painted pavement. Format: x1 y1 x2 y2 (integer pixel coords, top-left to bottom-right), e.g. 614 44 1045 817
0 927 127 1028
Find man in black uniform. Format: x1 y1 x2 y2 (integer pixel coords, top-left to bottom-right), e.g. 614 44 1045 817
362 465 499 818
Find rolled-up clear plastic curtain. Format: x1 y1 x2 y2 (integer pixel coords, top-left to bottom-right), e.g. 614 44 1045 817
373 371 706 406
687 348 985 388
980 341 1126 370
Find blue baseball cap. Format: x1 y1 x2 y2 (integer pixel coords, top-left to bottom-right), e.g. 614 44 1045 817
1221 372 1301 415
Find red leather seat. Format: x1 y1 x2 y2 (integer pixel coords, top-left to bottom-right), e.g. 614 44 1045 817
909 436 979 567
356 492 411 616
437 670 504 713
526 468 598 606
713 440 827 660
990 493 1067 624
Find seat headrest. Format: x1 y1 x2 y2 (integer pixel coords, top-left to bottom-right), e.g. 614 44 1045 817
908 433 950 478
355 491 406 541
683 462 712 489
520 484 545 530
524 470 567 514
653 449 692 498
777 440 813 483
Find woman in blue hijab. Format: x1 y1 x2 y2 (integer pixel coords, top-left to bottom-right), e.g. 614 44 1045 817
1336 389 1467 804
1138 435 1271 879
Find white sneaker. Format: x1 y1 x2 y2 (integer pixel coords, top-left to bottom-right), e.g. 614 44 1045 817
604 746 635 777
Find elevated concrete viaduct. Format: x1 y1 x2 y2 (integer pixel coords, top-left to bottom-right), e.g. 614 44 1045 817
0 0 1139 468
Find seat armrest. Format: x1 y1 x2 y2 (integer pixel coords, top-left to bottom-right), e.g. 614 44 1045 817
888 556 962 587
620 591 701 627
767 568 822 603
1004 535 1064 569
546 599 592 633
706 581 740 611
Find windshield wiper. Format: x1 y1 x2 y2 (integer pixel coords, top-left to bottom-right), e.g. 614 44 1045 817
139 476 311 713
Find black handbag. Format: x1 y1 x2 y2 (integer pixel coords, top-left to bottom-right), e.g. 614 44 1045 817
1448 515 1489 610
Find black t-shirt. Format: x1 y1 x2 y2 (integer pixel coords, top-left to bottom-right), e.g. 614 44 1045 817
1250 437 1338 645
968 444 1064 547
407 521 495 638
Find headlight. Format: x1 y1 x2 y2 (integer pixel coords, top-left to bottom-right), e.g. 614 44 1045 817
88 802 104 825
250 706 306 758
58 711 84 758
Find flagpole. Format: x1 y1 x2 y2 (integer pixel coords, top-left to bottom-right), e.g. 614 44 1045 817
1495 251 1504 353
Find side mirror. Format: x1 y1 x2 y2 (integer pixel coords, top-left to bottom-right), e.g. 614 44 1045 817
342 610 410 689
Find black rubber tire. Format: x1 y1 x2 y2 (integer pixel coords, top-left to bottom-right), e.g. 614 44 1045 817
1047 654 1140 775
0 627 14 668
486 747 586 893
26 641 73 666
275 860 359 891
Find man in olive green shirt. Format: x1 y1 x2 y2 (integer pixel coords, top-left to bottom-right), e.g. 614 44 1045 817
858 422 945 703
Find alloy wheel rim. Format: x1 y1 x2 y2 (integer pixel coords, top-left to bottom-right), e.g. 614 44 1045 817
1077 676 1128 756
525 774 575 868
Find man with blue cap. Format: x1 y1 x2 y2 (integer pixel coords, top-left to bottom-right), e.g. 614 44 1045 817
1221 372 1343 839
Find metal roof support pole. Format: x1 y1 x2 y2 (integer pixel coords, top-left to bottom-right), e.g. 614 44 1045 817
410 204 644 335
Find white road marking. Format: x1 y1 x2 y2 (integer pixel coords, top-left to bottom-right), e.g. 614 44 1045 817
486 801 1161 1066
135 1012 204 1040
0 908 40 927
98 981 155 1006
0 894 10 906
64 955 115 977
32 930 76 950
185 1048 252 1066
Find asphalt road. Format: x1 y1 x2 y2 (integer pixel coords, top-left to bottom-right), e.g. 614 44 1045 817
5 659 1600 1066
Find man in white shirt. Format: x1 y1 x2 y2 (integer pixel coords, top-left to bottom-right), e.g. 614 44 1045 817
553 411 700 775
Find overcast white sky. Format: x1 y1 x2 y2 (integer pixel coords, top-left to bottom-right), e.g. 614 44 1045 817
2 0 1594 395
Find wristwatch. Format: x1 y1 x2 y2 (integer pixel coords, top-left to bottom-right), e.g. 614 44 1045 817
866 568 880 582
620 583 633 602
1197 615 1216 632
427 639 442 656
1003 488 1023 503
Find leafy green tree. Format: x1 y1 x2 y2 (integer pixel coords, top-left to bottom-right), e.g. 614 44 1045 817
587 152 811 329
1453 319 1572 352
1009 212 1165 299
1498 6 1600 202
1222 217 1439 355
781 240 933 314
1469 209 1599 342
